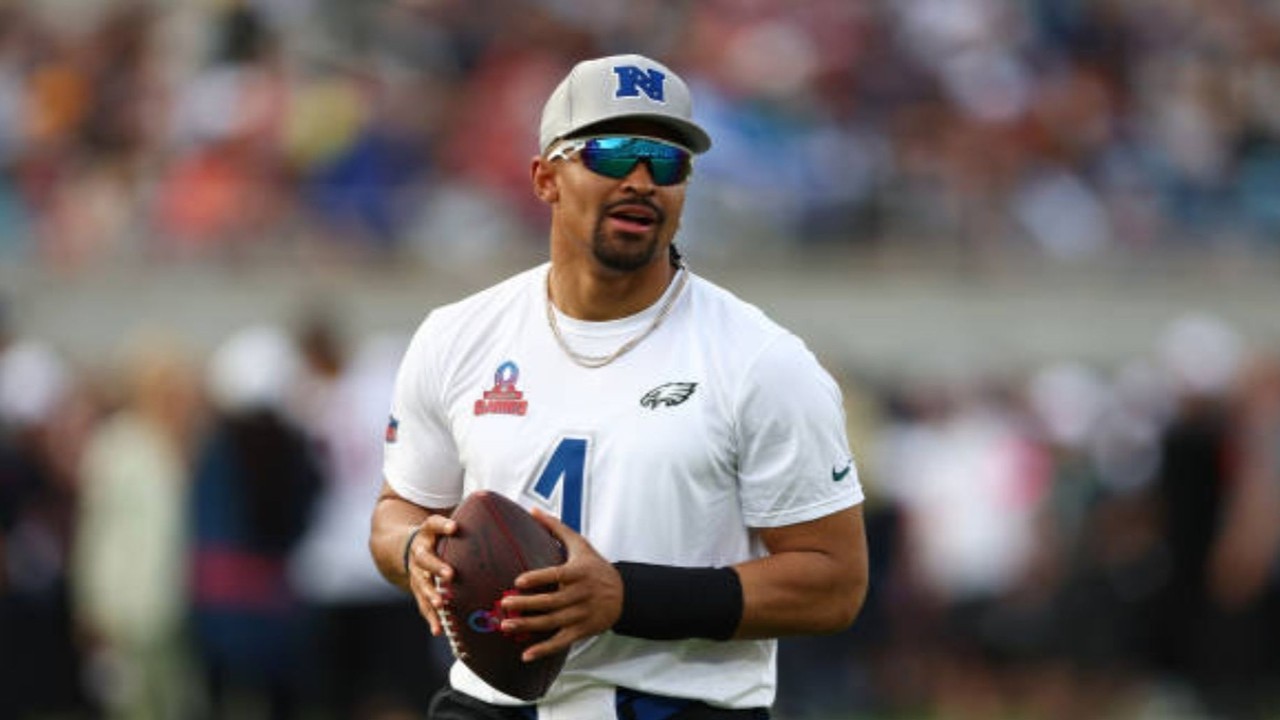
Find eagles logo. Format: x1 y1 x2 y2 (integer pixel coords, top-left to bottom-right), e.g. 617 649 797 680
640 382 697 409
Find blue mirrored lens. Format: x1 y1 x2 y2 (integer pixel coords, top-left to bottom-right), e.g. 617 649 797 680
580 137 692 185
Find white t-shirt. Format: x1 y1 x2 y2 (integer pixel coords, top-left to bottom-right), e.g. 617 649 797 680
384 263 862 710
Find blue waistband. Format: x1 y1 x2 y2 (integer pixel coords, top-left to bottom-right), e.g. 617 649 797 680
616 687 696 720
514 688 695 720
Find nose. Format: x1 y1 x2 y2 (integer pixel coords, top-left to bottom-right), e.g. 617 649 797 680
620 159 656 194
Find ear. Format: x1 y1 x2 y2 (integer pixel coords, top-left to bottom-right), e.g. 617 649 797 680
531 157 559 204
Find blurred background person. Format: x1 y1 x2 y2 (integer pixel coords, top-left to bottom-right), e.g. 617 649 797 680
1143 314 1247 717
288 309 445 720
1201 350 1280 718
875 376 1056 719
70 335 200 720
0 332 98 718
188 325 320 720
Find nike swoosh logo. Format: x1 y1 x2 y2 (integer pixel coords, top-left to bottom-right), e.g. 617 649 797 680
832 463 852 482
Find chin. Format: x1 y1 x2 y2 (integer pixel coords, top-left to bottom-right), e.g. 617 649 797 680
593 232 661 272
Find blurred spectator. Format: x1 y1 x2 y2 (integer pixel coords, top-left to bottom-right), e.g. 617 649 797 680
1144 314 1249 717
1213 353 1280 613
1200 351 1280 717
0 337 96 717
71 335 200 719
189 325 320 720
295 71 430 255
876 377 1055 719
155 1 291 260
1025 361 1160 719
287 311 445 719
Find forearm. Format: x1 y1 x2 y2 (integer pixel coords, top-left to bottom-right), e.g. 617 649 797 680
731 507 868 638
368 482 437 590
608 551 864 643
503 506 868 659
608 507 868 642
732 548 867 638
734 504 869 638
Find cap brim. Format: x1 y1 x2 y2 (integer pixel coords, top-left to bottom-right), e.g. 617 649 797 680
566 114 712 155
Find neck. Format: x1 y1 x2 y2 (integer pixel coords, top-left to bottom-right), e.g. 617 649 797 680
547 253 679 322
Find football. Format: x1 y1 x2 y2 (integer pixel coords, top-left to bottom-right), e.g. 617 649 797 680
434 490 568 701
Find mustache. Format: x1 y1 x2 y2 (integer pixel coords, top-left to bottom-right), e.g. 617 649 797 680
602 198 666 225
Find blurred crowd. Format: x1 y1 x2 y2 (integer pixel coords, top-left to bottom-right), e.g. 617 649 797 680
781 313 1280 720
0 305 451 719
3 300 1280 720
2 0 1280 272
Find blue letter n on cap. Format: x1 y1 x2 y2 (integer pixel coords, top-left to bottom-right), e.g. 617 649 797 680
613 66 666 102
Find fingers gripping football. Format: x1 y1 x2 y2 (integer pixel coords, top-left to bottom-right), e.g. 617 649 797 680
406 514 457 636
501 508 624 661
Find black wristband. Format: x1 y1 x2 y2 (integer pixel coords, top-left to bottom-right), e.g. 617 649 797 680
402 524 425 577
612 562 744 641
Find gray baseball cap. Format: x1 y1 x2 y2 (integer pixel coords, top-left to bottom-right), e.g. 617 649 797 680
539 54 712 155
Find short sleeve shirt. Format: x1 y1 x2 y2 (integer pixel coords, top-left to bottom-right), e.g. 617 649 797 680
384 264 862 708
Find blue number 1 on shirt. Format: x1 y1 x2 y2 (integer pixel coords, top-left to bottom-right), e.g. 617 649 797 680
532 438 588 532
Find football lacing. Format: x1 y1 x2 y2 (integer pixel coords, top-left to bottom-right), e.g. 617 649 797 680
435 576 468 660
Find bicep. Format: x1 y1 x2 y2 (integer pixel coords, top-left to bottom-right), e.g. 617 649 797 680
756 504 868 577
373 479 454 519
734 504 869 637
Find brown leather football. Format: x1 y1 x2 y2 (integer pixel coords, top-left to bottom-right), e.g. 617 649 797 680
434 490 568 701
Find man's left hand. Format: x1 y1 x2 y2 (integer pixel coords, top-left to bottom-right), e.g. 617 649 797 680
499 508 623 662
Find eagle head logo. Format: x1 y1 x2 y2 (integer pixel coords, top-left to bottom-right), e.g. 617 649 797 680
640 382 697 409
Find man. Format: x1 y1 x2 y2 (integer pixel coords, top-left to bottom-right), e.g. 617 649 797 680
369 54 868 719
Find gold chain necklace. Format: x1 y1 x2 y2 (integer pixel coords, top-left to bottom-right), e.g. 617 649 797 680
545 265 689 369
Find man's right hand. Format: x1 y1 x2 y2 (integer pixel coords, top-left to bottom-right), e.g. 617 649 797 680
405 514 458 636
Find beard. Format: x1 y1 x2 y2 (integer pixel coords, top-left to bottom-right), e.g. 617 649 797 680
591 226 659 271
590 200 667 272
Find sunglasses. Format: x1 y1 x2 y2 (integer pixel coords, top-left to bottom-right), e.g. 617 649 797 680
548 136 693 186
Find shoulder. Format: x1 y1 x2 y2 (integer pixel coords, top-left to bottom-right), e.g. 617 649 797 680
418 266 542 335
685 272 789 351
685 274 839 401
685 273 822 375
404 266 542 359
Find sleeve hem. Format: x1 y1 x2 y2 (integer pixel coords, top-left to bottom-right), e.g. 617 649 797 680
743 492 862 529
384 472 461 512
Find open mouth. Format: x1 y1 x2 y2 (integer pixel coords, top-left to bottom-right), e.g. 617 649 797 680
606 203 661 232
